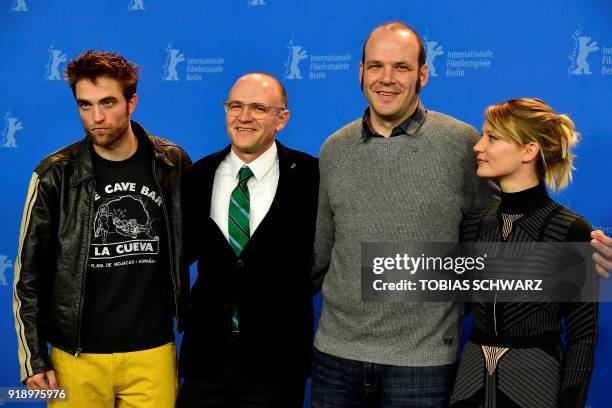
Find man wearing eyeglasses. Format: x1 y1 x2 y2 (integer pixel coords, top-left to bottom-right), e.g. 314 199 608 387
176 72 319 408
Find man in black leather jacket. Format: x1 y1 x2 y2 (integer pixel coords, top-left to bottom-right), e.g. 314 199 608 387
13 51 190 407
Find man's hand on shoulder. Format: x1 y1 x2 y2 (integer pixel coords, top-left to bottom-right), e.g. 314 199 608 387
592 230 612 278
25 370 57 389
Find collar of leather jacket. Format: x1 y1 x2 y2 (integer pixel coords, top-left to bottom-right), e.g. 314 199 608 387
71 120 174 186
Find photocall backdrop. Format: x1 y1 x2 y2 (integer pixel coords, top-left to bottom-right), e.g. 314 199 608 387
1 1 610 407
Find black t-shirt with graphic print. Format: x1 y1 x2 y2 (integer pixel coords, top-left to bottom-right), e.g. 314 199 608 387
80 140 174 353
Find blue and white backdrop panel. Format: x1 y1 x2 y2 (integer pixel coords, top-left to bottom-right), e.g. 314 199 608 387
1 1 610 407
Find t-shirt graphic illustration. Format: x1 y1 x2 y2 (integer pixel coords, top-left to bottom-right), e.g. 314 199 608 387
90 185 161 260
81 142 173 353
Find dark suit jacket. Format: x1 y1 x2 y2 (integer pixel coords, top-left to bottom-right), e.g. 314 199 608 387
179 141 319 381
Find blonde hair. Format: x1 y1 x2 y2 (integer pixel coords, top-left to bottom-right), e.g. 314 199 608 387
485 98 579 192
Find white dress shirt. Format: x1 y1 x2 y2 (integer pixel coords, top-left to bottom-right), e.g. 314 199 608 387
210 142 279 241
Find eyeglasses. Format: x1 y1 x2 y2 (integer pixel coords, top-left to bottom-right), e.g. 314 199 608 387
223 100 286 119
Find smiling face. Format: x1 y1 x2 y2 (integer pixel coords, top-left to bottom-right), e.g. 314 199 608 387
75 76 136 150
360 27 428 133
225 74 289 163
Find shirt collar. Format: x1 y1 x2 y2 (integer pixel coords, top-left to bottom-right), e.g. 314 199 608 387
229 142 278 182
361 100 426 138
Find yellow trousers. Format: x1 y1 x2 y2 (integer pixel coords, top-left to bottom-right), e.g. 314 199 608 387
49 342 178 408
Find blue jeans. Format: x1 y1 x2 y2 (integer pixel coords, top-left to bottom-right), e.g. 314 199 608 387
311 348 456 408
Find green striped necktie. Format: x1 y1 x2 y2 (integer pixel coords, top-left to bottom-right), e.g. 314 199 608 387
228 166 254 256
228 165 253 334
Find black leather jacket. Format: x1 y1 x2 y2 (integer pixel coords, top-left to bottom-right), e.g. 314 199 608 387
13 121 191 382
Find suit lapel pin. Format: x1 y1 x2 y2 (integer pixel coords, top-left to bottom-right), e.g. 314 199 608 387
290 162 296 169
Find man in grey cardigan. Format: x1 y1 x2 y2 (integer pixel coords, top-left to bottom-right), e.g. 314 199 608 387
309 21 612 407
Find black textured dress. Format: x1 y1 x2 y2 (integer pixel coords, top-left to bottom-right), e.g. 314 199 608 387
449 183 598 408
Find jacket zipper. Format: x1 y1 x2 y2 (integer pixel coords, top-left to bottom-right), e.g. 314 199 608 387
152 155 180 324
75 179 96 356
493 293 498 336
494 214 510 339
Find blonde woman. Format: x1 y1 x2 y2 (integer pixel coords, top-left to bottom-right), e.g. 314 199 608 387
450 98 598 408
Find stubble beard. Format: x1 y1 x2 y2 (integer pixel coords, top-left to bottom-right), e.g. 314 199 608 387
86 115 130 151
365 75 421 125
